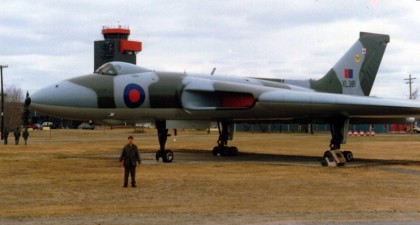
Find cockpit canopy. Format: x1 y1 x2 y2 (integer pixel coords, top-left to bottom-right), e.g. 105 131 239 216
95 61 152 76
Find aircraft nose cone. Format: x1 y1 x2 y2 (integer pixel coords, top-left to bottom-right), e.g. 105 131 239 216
30 80 98 110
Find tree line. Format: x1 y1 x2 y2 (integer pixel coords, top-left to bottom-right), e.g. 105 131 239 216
1 85 24 131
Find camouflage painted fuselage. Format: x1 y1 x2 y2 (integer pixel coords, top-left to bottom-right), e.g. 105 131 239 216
30 32 420 125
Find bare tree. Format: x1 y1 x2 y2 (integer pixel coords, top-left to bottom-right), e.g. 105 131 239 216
2 85 23 131
6 85 23 102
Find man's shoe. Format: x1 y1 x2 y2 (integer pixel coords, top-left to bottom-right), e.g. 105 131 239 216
132 185 137 188
123 185 128 188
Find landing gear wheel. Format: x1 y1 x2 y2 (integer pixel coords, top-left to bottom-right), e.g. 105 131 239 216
155 150 174 163
323 151 333 161
155 151 160 162
162 150 174 163
155 151 162 161
342 151 354 162
212 146 239 157
323 151 331 158
212 146 221 156
230 147 239 156
222 147 231 156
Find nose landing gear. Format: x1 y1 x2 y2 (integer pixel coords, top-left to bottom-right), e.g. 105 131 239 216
155 120 174 163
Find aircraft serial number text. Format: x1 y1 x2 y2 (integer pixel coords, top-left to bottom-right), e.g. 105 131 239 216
342 80 356 88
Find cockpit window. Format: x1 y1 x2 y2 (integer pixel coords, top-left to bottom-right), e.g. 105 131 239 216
95 62 152 76
95 63 117 76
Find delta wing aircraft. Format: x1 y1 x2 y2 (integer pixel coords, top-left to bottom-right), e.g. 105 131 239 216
29 32 420 164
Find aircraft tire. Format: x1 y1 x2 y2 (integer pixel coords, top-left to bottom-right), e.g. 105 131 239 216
323 151 331 158
212 147 221 156
155 151 161 161
343 151 353 162
323 151 333 161
222 147 231 156
230 147 239 156
162 150 174 163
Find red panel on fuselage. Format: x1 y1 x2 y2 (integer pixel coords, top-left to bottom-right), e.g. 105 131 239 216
220 93 254 108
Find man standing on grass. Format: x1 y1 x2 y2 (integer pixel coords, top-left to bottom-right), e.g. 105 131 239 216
119 136 141 188
3 129 9 145
13 127 21 145
22 128 29 145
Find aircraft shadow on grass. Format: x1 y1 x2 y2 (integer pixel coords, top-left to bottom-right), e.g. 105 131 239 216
174 150 420 168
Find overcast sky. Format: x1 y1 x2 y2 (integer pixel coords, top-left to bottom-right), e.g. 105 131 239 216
1 0 420 98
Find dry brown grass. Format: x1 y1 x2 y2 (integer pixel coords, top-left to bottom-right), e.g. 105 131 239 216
0 129 419 224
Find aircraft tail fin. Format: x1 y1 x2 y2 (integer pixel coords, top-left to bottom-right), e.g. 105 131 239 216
310 32 390 96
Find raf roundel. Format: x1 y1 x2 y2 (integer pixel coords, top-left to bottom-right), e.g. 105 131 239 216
123 84 146 108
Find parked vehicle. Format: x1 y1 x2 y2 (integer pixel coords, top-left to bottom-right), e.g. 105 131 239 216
78 122 95 130
27 124 41 130
41 122 55 130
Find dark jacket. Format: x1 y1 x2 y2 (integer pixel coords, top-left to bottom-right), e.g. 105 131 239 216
14 130 21 138
119 144 141 167
23 130 29 139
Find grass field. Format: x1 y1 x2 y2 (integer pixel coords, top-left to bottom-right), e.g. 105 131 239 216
0 128 419 225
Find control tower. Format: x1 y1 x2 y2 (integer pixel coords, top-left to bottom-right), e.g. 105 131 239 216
94 25 142 71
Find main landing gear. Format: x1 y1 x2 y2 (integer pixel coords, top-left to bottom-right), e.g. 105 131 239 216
212 121 239 156
322 117 354 166
155 120 174 163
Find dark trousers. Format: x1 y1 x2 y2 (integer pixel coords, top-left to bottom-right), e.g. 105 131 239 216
124 165 137 186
